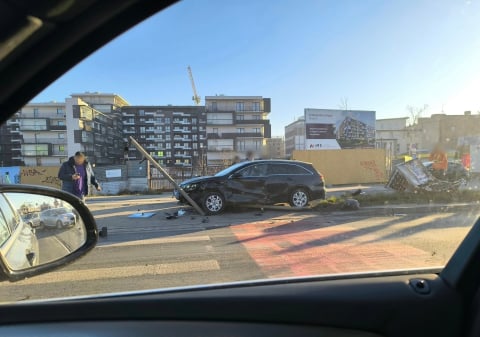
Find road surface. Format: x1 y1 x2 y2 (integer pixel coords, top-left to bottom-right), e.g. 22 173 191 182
0 195 477 302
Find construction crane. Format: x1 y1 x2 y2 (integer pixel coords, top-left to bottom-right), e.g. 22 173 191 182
187 65 201 105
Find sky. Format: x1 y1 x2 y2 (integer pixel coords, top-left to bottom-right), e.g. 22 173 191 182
34 0 480 137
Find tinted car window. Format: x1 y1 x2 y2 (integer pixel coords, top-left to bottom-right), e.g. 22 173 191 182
0 195 18 232
269 164 311 175
237 164 268 177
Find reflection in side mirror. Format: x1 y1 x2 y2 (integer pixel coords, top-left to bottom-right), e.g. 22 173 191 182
0 185 97 282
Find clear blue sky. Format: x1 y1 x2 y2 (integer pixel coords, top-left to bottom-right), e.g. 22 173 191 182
34 0 480 137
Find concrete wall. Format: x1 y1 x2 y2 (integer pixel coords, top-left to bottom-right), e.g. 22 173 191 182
20 166 62 189
293 149 387 185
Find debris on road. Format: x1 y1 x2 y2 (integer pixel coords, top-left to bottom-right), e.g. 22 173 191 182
128 212 156 218
99 227 108 237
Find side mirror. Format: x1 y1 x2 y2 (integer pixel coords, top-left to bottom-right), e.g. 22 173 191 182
0 184 97 282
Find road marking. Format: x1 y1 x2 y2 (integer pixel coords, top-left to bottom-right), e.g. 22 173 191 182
16 260 220 285
97 235 211 247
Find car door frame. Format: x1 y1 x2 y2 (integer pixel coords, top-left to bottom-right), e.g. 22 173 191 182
224 163 269 204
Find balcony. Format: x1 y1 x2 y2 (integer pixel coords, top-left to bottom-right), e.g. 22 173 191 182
206 119 233 125
207 132 263 139
123 129 136 134
207 147 234 152
7 119 20 125
235 119 266 125
23 138 66 145
50 125 66 131
123 120 135 125
173 128 192 133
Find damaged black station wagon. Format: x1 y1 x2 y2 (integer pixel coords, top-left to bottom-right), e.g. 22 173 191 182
175 160 326 215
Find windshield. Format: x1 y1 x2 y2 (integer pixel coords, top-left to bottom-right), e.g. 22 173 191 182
0 0 479 302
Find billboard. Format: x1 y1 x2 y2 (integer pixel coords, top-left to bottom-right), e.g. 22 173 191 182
304 109 376 149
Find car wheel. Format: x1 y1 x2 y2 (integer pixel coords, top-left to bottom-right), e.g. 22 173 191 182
289 188 310 208
203 191 225 215
56 220 63 229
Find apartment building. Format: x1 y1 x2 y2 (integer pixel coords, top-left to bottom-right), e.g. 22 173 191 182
205 96 271 165
121 106 207 168
375 117 409 156
15 102 68 166
263 137 285 159
0 117 24 166
66 92 127 165
0 93 127 167
284 116 305 157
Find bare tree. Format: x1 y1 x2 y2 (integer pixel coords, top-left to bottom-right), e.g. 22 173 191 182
338 97 349 111
406 104 428 126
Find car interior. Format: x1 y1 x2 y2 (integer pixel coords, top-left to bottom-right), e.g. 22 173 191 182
1 1 480 337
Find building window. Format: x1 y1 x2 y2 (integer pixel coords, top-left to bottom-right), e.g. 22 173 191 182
166 126 171 132
139 110 145 116
237 141 246 151
237 128 245 134
166 143 171 149
192 118 197 124
192 134 198 141
253 115 260 120
193 143 198 149
253 102 260 112
57 120 65 126
59 145 65 151
58 133 65 139
213 128 218 134
236 102 244 112
57 108 64 115
237 114 244 120
254 140 261 150
140 127 146 133
165 117 170 124
33 108 39 117
211 102 217 111
253 128 261 134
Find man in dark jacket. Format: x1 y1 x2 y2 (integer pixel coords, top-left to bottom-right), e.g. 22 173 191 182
58 152 101 200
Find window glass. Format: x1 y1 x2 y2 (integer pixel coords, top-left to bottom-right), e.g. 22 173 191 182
0 210 10 247
238 164 268 177
0 196 19 232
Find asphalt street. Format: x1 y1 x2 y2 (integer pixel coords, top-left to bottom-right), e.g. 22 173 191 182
0 194 477 303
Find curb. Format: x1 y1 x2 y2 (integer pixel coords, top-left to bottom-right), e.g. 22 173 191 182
340 203 480 216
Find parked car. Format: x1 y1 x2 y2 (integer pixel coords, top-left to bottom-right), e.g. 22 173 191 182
22 213 42 229
40 208 77 229
0 193 39 270
175 160 326 214
423 161 470 182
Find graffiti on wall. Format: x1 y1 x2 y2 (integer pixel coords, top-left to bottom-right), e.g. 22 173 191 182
20 167 61 189
359 160 385 180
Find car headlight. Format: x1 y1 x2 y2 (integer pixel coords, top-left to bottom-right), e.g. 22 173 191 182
182 183 198 192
